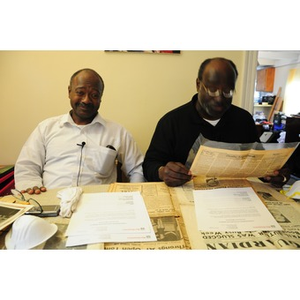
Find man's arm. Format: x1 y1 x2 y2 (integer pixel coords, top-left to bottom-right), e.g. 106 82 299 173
143 118 192 186
143 118 172 182
14 127 46 190
120 130 145 183
263 145 300 187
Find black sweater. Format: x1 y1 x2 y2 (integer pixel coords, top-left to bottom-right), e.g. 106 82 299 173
143 94 260 181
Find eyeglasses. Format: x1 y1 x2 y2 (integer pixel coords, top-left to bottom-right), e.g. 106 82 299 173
200 81 235 99
11 189 43 214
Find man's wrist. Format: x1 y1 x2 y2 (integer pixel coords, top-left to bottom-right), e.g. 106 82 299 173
158 166 164 180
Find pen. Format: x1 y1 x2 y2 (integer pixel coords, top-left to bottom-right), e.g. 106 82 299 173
106 145 116 151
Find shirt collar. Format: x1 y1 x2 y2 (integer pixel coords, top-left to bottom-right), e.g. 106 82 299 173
190 94 232 126
60 112 107 127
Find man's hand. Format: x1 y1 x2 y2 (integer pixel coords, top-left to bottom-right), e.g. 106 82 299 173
21 186 47 195
263 168 290 188
158 162 192 187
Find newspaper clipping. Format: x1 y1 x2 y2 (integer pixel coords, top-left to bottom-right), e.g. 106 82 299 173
172 179 300 249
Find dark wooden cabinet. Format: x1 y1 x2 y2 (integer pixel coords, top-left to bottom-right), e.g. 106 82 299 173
256 67 275 92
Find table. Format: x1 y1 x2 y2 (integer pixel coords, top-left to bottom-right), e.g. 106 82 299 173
1 183 187 250
170 179 300 250
1 180 300 250
0 185 109 250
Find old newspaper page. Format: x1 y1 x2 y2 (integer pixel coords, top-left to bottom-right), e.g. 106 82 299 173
171 179 300 249
0 201 33 231
190 142 298 178
0 185 110 250
106 182 188 250
0 183 188 250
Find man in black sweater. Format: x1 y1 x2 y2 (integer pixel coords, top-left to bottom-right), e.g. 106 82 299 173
143 57 289 187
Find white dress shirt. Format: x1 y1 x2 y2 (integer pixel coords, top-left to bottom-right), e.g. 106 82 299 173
15 112 145 190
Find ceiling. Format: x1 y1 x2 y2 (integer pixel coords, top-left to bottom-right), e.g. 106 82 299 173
258 50 300 68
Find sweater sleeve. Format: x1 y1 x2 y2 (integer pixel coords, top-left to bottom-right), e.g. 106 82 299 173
143 118 173 181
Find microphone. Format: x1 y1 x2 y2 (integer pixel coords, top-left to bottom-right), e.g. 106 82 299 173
76 142 86 186
77 142 86 148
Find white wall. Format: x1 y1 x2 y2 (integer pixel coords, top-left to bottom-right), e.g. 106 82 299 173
273 63 300 116
0 51 248 164
273 65 291 97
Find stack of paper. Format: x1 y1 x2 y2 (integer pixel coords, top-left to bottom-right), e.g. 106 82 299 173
65 192 157 247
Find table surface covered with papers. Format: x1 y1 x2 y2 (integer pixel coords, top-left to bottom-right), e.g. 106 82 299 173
1 179 300 250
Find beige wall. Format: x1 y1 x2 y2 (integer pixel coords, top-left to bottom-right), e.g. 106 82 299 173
0 50 247 164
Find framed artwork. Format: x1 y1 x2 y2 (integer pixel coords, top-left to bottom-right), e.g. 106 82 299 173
105 50 180 54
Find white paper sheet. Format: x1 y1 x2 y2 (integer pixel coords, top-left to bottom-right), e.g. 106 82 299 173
65 192 157 247
193 187 283 232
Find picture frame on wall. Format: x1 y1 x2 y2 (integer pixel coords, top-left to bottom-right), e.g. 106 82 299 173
105 50 180 54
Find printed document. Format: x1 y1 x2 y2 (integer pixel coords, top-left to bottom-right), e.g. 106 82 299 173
190 141 298 178
193 187 283 232
65 192 157 247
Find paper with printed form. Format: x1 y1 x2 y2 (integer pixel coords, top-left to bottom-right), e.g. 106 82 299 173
193 187 283 232
65 192 157 247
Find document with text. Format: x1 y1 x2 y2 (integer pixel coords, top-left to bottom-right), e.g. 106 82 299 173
65 192 157 247
193 187 283 232
106 182 188 250
190 141 298 179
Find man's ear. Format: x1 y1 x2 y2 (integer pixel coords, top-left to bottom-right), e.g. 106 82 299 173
68 85 71 96
196 78 200 91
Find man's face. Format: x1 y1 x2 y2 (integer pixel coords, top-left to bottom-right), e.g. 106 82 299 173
196 60 236 120
68 71 103 125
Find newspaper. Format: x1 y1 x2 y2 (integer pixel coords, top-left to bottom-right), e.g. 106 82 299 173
106 182 188 250
171 179 300 249
190 139 298 178
0 183 188 250
0 201 33 231
38 216 184 251
3 180 299 250
108 182 175 216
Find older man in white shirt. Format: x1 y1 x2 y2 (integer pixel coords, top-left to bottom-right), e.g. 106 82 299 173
15 68 144 192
